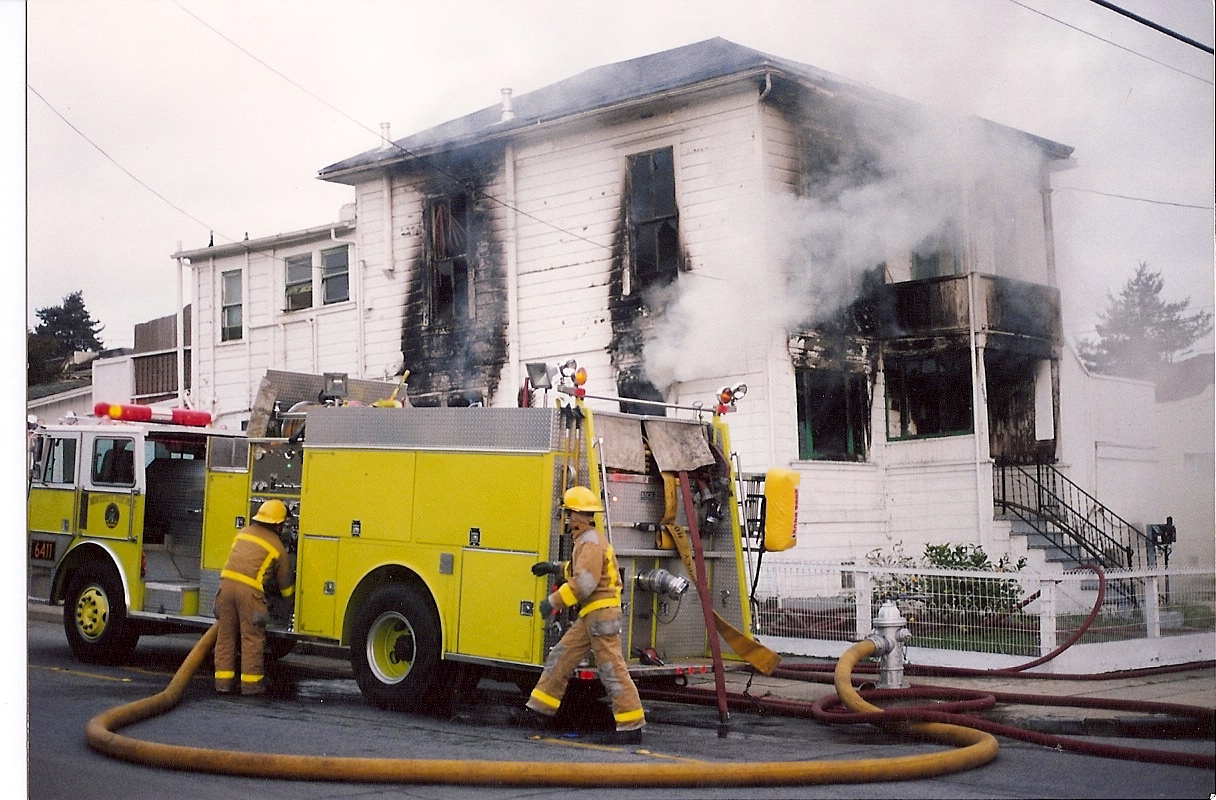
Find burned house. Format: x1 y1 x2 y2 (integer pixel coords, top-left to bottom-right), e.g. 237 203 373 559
178 38 1164 571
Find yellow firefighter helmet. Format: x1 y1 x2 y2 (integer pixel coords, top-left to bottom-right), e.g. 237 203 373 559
252 499 289 525
561 486 603 513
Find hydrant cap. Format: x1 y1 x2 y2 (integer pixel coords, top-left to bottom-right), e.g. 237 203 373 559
874 600 907 627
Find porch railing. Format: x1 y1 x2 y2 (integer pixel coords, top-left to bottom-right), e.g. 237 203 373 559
994 463 1154 570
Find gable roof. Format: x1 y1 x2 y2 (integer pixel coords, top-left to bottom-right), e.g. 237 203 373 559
318 37 1070 183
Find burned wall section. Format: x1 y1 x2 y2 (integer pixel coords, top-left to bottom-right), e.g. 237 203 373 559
399 144 508 406
606 175 677 416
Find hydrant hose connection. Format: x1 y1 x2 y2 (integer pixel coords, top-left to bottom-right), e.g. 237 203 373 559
86 628 999 787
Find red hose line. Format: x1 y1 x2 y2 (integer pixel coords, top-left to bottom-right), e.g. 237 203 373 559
642 684 1213 770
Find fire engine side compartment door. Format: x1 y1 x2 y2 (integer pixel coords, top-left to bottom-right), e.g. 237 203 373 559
295 535 339 636
457 549 537 664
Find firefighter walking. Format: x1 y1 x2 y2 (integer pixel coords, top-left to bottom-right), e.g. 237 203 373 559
213 499 295 696
521 486 646 743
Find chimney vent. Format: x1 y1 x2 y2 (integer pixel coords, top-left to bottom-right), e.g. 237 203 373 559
380 122 392 150
500 88 515 123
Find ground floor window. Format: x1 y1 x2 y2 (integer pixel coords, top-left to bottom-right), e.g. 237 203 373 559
885 350 973 439
795 368 868 461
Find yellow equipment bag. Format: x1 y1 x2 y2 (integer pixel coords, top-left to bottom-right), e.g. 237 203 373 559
762 467 800 552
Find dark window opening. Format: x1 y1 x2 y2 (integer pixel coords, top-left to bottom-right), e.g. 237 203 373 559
628 147 679 290
427 194 471 326
795 368 868 461
885 351 973 439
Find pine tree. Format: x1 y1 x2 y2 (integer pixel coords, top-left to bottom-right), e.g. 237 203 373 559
28 291 106 385
1077 263 1213 380
33 291 105 353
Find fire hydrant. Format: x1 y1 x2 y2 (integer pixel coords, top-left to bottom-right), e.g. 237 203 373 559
866 601 911 689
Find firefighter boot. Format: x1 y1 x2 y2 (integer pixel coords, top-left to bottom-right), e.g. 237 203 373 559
509 707 555 731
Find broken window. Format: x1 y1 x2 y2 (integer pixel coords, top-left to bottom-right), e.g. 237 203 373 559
321 245 349 305
627 147 679 290
885 350 973 439
795 368 869 461
220 269 242 342
426 193 471 326
284 254 313 311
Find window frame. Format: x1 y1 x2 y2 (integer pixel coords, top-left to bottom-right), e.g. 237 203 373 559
794 367 869 462
884 351 975 440
92 436 137 487
39 435 78 485
220 269 243 342
425 193 472 327
321 245 350 305
284 253 314 312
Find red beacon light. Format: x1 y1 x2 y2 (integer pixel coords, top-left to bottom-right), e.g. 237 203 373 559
93 402 212 428
715 383 747 414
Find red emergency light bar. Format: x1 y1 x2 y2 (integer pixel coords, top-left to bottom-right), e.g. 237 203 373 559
93 402 212 428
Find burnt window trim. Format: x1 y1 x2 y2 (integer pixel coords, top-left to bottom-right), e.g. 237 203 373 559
794 366 869 462
884 349 975 441
424 192 474 328
625 146 680 294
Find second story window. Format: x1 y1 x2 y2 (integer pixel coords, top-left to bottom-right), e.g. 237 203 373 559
911 226 961 280
220 269 243 342
426 193 471 327
321 246 350 304
285 254 313 311
627 146 679 291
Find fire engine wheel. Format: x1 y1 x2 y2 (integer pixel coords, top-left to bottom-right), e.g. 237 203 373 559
351 584 440 711
63 566 139 665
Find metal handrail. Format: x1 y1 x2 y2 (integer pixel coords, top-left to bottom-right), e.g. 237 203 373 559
995 463 1150 570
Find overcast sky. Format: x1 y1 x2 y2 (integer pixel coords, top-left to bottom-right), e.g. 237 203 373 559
15 0 1215 355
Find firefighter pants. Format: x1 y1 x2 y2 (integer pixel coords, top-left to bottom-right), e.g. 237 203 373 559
527 606 645 731
213 580 270 695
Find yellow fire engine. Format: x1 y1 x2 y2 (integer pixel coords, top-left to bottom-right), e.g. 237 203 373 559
27 363 797 710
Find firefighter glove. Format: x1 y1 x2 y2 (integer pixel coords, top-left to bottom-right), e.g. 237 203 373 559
538 598 556 618
531 561 561 577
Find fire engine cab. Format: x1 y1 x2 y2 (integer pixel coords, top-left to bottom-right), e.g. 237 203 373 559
27 364 796 710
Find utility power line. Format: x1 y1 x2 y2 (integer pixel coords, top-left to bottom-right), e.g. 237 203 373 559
1088 0 1214 54
1009 0 1214 85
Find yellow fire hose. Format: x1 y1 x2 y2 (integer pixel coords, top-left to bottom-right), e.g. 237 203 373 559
86 628 998 787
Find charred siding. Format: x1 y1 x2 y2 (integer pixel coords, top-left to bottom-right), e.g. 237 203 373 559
400 145 508 405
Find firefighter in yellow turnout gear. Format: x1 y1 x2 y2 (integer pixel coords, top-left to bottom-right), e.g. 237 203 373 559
523 486 646 743
213 499 295 695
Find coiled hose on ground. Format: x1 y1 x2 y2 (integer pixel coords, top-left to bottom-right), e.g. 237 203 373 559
87 630 997 787
680 563 1215 770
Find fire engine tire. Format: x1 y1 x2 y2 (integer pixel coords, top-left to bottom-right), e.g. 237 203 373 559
265 637 296 663
351 584 441 711
64 565 139 665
